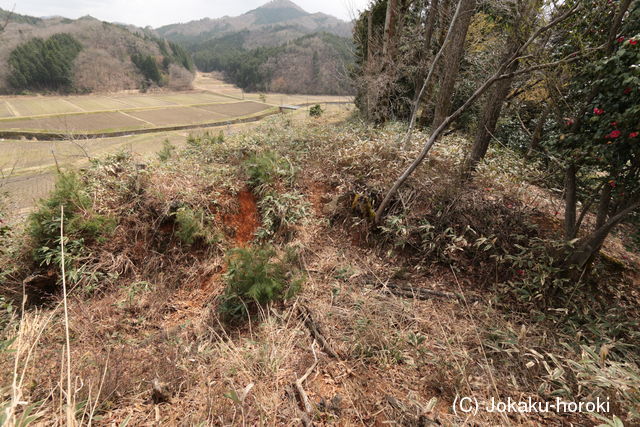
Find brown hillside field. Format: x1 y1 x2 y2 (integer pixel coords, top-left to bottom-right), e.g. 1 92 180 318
0 111 147 132
0 109 637 425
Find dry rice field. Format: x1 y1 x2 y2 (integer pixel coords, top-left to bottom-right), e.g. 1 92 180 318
0 102 354 215
0 74 353 215
0 92 272 134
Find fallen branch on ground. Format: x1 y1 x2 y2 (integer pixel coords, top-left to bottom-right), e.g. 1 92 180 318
370 282 476 302
293 341 318 426
298 304 342 359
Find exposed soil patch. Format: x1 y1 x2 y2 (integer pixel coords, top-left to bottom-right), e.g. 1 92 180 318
307 181 328 216
224 188 260 246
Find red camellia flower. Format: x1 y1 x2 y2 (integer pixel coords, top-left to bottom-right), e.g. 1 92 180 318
516 269 525 276
630 132 639 138
609 180 616 188
630 40 638 45
607 130 621 138
564 118 574 126
624 87 633 95
610 121 617 127
593 107 604 115
617 36 625 43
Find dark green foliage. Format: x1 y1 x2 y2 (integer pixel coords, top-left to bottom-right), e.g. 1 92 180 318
218 246 302 321
169 41 195 71
191 32 247 74
131 53 162 85
8 33 82 92
27 172 114 267
174 207 218 246
191 32 353 93
156 38 194 71
309 104 323 117
131 37 194 88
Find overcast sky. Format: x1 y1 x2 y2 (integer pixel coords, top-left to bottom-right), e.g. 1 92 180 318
1 0 369 28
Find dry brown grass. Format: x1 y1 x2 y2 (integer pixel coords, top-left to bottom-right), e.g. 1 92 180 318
0 110 638 425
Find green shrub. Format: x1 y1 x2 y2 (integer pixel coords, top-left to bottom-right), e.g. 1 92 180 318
157 139 176 162
185 131 224 156
256 191 308 240
309 104 323 117
27 172 114 267
174 206 218 246
218 246 302 321
244 151 294 192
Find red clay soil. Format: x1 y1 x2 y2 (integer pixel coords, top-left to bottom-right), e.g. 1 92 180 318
224 188 260 246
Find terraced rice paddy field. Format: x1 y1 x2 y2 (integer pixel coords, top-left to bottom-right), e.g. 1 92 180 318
0 73 353 215
0 92 275 135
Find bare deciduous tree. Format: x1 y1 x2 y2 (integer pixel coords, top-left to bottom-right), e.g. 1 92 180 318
375 2 584 223
430 0 476 129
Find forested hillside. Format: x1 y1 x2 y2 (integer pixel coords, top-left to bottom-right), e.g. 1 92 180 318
192 32 353 94
0 10 194 93
158 0 355 95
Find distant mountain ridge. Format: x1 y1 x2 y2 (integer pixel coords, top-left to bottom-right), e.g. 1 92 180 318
155 0 355 95
156 0 352 46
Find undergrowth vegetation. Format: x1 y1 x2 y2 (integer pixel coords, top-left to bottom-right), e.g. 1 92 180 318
28 172 115 268
244 150 309 240
0 110 638 425
218 246 303 322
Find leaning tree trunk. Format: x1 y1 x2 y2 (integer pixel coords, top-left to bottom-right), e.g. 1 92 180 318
431 0 476 129
564 200 640 271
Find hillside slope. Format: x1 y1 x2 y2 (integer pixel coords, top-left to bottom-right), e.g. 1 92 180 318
157 0 355 95
0 11 194 93
0 108 638 425
192 32 353 94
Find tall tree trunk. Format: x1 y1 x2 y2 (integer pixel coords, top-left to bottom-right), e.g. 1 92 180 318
526 108 549 158
423 0 439 55
564 164 578 240
383 0 399 59
437 0 452 46
367 10 374 64
594 183 612 231
466 58 517 170
431 0 476 129
366 10 374 120
402 0 464 147
417 0 452 126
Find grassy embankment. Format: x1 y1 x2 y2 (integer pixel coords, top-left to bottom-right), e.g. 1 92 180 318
0 107 638 425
